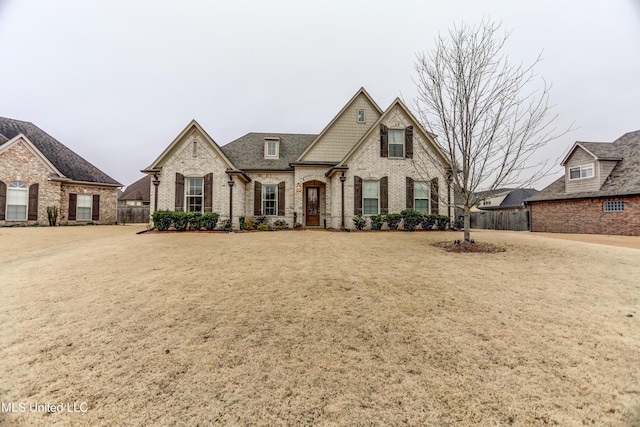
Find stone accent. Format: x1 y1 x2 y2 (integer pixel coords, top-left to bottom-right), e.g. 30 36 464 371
530 196 640 235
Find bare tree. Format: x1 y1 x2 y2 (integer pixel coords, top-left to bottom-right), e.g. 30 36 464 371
413 20 571 242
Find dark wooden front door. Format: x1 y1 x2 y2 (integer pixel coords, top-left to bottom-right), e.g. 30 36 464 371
306 187 320 226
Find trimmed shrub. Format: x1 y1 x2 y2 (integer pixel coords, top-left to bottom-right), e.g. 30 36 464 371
244 217 255 230
257 222 272 231
436 215 450 230
219 219 233 231
152 210 173 231
370 214 385 230
385 213 402 230
187 212 203 230
273 219 289 229
401 209 423 232
173 211 189 231
202 212 220 230
420 214 437 230
239 216 246 230
353 214 367 230
254 215 268 229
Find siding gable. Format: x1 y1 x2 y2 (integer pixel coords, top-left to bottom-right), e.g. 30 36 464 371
565 146 599 193
299 91 382 162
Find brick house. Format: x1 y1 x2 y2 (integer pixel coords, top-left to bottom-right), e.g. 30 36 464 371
527 130 640 235
0 117 121 225
143 88 452 229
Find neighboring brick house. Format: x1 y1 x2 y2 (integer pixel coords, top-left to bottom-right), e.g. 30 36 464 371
0 117 121 225
527 130 640 235
143 88 452 229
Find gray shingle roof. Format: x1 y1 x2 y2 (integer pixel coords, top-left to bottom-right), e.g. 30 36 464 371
119 175 150 201
221 133 318 170
528 130 640 202
479 188 538 209
0 117 121 185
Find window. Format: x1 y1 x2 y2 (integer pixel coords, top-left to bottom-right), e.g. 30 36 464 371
263 184 277 215
186 177 203 212
357 109 365 123
6 181 28 220
414 181 430 214
265 138 279 158
363 180 379 215
569 164 594 180
604 201 624 212
388 129 404 157
77 194 92 220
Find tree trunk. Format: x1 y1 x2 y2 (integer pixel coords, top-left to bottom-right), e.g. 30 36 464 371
464 205 471 243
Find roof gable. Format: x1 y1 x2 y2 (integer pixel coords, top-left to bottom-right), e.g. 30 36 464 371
0 133 62 176
335 98 450 168
0 117 121 185
560 141 621 166
144 120 236 171
297 88 383 162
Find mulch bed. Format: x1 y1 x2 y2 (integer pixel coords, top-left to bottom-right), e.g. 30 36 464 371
432 241 506 253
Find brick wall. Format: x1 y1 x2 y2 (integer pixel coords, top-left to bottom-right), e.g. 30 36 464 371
530 196 640 235
59 184 118 225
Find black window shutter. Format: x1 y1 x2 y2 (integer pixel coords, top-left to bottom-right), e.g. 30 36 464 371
405 126 414 159
92 195 100 221
406 177 414 209
28 183 39 220
204 173 213 212
380 124 388 158
430 177 439 214
354 176 362 215
68 193 77 220
175 173 185 211
254 181 262 216
277 181 285 216
380 176 388 214
0 181 6 220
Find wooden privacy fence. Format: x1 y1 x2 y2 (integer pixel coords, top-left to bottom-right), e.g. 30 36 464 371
117 206 150 224
471 210 530 231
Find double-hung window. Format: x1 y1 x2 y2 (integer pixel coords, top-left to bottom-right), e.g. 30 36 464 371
569 164 594 180
77 194 92 220
186 178 203 212
363 180 379 215
388 129 404 157
414 181 430 214
6 181 28 220
263 184 277 215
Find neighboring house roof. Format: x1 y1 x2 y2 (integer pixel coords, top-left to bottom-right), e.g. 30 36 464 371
119 175 151 202
528 130 640 202
0 117 121 185
478 188 538 210
221 133 318 170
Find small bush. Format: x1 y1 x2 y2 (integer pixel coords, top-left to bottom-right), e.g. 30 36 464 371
436 215 450 230
219 219 233 231
353 214 367 230
274 225 284 231
152 210 173 231
173 211 189 231
46 206 58 226
370 214 385 230
187 212 202 230
273 219 289 229
239 216 246 230
257 222 272 231
201 212 220 230
244 217 255 230
401 209 423 232
293 212 298 224
254 215 268 229
385 213 402 230
420 214 437 230
293 222 304 230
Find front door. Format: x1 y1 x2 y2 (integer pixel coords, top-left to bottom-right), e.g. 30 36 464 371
306 187 320 226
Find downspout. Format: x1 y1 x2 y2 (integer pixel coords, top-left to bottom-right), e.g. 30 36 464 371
340 172 346 230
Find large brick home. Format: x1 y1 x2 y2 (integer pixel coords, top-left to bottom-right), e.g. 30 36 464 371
143 88 452 229
0 117 121 225
527 130 640 235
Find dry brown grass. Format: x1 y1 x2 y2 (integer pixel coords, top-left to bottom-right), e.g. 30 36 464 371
0 226 639 426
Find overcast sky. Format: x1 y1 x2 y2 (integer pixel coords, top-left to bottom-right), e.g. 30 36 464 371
1 0 639 189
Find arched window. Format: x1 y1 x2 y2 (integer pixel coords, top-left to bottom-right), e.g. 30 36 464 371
7 181 28 220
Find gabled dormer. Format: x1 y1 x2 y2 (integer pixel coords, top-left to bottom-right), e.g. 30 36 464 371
264 137 280 159
561 142 621 194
